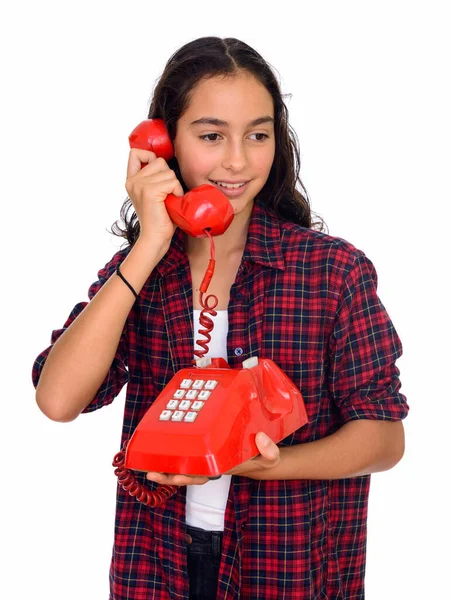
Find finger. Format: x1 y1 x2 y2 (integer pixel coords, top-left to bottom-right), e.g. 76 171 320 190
147 175 184 199
146 471 170 484
255 432 279 460
140 164 184 197
126 177 183 206
171 474 209 486
138 156 171 176
147 472 186 486
139 169 179 186
126 149 157 179
146 472 209 486
173 179 184 197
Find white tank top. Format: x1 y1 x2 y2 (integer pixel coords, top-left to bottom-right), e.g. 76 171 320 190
185 309 232 531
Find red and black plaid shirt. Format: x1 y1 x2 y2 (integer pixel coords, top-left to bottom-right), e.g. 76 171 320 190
32 199 408 599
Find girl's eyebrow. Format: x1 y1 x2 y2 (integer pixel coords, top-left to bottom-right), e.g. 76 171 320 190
190 116 274 128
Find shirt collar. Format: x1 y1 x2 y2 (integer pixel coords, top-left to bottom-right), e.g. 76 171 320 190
155 199 285 277
242 199 285 271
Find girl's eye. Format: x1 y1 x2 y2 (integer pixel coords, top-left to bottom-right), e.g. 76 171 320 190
200 132 269 142
249 133 269 141
200 133 222 142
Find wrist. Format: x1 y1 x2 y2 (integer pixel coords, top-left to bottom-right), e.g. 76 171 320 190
129 234 175 274
133 235 170 263
117 240 164 297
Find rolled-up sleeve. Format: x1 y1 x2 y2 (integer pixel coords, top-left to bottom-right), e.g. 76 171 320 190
327 253 409 422
32 249 131 413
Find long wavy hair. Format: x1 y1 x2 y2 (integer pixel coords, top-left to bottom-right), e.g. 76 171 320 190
111 37 324 246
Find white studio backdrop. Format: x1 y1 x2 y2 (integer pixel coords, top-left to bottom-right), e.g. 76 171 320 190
1 1 448 598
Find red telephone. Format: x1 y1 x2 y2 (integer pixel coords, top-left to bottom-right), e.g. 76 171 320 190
125 356 307 475
128 119 234 237
112 119 309 508
113 356 308 506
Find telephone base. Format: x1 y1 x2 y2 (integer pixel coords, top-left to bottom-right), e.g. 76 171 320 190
125 356 308 477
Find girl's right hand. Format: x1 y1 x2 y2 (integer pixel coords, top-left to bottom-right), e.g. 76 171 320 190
125 148 184 249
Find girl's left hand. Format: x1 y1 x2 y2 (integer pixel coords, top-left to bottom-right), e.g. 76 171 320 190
225 432 280 477
145 432 280 486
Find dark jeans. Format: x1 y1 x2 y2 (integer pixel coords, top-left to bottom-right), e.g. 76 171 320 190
186 524 223 600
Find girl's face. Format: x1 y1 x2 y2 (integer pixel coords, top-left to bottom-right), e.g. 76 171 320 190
173 72 276 218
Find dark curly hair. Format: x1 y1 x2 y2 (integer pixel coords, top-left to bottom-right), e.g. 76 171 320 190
111 36 324 245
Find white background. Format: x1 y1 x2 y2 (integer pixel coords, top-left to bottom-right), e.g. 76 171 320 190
1 1 448 598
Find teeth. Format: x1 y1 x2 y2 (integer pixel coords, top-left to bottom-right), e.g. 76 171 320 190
212 180 246 189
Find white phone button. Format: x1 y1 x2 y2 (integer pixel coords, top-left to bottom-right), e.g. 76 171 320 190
159 410 172 421
205 380 218 390
180 379 193 389
184 411 198 423
185 389 198 400
192 380 205 389
242 356 259 369
173 389 186 399
195 357 212 368
198 390 211 400
171 410 185 422
191 401 205 411
179 400 192 411
166 399 179 410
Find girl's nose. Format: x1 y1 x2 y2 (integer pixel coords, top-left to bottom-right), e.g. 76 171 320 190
221 141 247 172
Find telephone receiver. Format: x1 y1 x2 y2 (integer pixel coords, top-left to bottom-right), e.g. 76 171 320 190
128 119 234 237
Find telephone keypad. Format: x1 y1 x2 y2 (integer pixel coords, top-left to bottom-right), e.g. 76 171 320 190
158 376 218 423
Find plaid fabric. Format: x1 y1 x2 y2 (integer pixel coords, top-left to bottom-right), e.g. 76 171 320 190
32 199 409 599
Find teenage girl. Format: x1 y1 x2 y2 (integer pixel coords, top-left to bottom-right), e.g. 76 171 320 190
33 36 409 600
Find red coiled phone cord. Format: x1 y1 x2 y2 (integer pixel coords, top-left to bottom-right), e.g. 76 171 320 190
112 439 177 507
113 230 217 507
194 229 218 360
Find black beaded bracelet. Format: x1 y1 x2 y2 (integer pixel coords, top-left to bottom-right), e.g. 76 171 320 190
116 264 138 299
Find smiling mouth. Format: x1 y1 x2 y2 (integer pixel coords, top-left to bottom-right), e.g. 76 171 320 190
209 179 250 189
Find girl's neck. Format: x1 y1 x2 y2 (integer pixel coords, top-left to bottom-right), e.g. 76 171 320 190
184 199 253 261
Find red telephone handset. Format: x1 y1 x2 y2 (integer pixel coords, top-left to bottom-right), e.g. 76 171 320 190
128 118 231 357
128 119 234 237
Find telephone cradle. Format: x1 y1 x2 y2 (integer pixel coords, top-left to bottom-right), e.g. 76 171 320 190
113 356 308 507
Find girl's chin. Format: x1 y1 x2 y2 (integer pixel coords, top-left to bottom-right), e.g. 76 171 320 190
230 197 255 215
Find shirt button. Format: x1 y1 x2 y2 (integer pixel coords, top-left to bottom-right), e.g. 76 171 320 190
186 534 192 545
236 293 243 301
234 347 243 356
